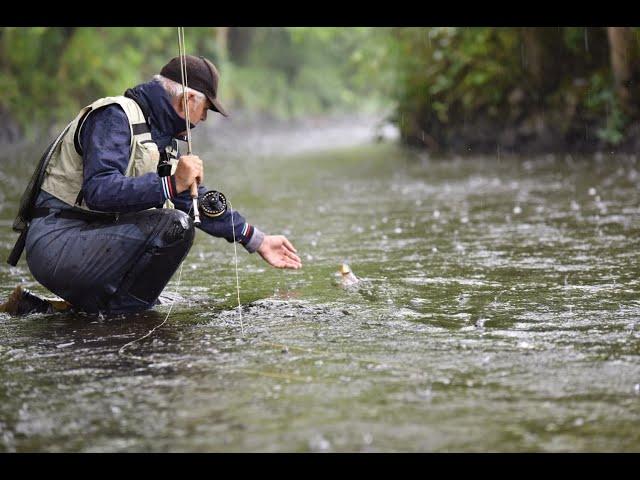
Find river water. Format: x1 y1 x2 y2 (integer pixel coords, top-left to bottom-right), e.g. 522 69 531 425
0 116 639 452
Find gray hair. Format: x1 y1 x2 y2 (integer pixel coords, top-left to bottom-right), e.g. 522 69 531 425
153 74 206 104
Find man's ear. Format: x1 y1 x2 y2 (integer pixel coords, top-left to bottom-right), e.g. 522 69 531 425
187 91 199 105
175 93 186 115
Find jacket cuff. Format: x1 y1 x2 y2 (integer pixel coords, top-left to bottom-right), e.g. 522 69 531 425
244 226 265 253
160 175 178 200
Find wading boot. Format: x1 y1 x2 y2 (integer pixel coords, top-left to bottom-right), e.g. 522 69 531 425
0 285 71 316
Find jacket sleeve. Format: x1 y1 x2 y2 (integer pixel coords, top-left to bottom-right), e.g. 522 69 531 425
170 185 266 253
79 104 168 213
80 104 265 253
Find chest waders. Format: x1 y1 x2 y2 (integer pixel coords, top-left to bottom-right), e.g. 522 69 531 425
6 96 176 267
6 95 194 313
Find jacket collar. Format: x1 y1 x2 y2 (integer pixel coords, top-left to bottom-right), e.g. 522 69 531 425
124 80 193 149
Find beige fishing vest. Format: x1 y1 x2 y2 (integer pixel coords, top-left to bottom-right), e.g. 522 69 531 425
41 96 163 210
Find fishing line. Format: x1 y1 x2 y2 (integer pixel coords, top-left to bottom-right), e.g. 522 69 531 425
177 27 201 225
118 30 190 361
118 248 186 362
119 201 244 359
177 27 192 152
229 200 244 336
117 201 196 361
178 25 242 333
119 28 244 360
118 204 243 359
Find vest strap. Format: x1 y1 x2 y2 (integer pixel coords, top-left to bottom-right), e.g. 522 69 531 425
73 108 94 156
6 230 27 266
132 123 150 135
74 190 84 207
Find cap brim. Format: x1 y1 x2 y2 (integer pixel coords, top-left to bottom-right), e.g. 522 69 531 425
207 94 228 117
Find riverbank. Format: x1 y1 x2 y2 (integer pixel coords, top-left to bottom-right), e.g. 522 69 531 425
6 107 640 158
401 111 640 156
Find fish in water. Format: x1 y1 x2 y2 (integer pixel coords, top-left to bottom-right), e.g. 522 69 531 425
336 263 360 288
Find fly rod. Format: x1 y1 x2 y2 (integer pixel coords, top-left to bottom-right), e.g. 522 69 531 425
178 26 201 225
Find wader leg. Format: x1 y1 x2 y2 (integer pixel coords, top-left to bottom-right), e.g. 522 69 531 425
26 208 195 314
107 209 195 312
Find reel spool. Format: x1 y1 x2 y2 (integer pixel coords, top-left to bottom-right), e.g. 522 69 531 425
199 190 227 218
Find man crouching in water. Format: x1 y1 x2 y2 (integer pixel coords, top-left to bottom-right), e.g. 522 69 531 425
1 55 301 315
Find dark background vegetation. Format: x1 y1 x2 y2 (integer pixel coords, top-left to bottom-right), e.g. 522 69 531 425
1 27 639 154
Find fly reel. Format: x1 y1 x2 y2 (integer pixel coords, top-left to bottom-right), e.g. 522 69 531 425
199 190 227 218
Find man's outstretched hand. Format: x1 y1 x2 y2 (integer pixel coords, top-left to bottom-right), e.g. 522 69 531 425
257 235 302 269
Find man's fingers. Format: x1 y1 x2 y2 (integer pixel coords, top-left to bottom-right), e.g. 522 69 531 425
288 256 302 268
280 249 302 265
284 249 301 263
275 256 301 269
261 237 302 269
282 237 297 253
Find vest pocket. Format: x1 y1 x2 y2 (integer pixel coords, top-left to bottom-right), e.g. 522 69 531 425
129 140 160 177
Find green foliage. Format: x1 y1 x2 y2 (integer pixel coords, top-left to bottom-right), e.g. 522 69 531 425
0 27 191 136
391 28 522 125
0 27 386 136
386 27 640 148
3 27 636 149
221 27 389 119
584 72 628 145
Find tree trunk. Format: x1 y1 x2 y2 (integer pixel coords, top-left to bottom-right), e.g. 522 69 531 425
520 27 566 101
228 27 254 65
215 27 228 62
607 27 639 115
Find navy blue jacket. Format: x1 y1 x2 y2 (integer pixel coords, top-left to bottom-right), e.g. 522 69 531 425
70 80 263 252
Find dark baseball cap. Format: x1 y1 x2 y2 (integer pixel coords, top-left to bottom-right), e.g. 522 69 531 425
160 55 228 117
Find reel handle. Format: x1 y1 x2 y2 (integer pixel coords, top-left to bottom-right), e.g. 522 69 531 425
191 182 201 225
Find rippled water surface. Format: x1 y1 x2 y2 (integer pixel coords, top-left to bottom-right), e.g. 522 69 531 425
1 120 639 452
